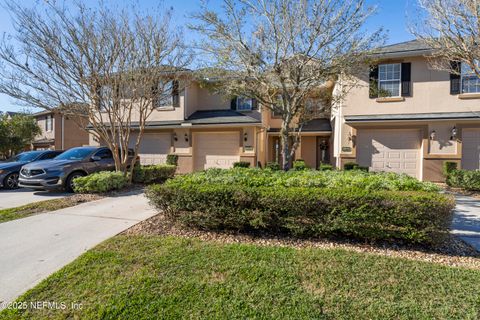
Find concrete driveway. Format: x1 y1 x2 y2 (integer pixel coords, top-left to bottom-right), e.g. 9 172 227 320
0 189 68 210
0 191 156 307
451 194 480 251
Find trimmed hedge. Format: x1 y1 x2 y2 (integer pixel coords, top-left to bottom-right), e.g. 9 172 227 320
233 161 251 168
446 169 480 191
319 164 333 171
170 168 440 192
293 159 308 171
344 162 368 172
443 161 458 176
166 154 178 166
146 181 454 244
133 164 176 184
73 171 128 193
265 162 281 170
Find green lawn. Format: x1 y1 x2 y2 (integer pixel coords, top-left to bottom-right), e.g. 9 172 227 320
1 235 480 319
0 196 99 224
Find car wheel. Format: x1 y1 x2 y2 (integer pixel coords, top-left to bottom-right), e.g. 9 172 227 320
3 172 19 189
65 172 85 193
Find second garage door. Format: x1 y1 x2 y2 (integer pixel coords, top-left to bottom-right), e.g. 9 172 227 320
357 129 421 178
462 129 480 170
194 132 240 171
130 133 171 165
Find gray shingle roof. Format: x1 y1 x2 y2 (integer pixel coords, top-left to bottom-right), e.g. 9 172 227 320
345 112 480 122
186 110 260 125
373 39 432 58
268 118 331 132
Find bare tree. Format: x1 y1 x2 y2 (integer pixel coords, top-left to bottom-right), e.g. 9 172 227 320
190 0 382 170
0 1 190 176
412 0 480 78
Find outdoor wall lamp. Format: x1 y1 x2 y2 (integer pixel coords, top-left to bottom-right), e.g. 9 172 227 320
244 132 248 142
450 126 457 140
184 133 189 142
173 133 178 141
430 130 436 140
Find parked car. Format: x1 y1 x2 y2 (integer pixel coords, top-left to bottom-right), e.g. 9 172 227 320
18 146 136 192
0 150 63 189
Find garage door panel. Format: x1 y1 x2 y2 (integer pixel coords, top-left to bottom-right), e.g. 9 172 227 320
130 133 171 165
462 129 480 170
194 132 240 171
357 129 421 178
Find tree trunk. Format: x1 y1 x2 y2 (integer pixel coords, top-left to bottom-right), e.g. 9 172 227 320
280 120 291 171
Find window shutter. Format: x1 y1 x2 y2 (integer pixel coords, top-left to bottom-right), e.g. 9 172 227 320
369 65 379 98
401 63 411 97
172 80 179 107
252 98 258 110
450 61 461 95
230 97 237 110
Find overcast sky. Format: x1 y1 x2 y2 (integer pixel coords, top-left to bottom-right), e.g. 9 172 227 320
0 0 418 113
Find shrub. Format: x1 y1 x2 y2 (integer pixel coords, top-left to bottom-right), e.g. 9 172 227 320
265 162 281 171
133 164 176 184
443 161 458 176
319 164 333 171
233 161 251 168
344 162 358 170
73 171 128 193
292 159 308 171
170 168 439 192
166 154 178 166
446 169 480 191
146 181 454 244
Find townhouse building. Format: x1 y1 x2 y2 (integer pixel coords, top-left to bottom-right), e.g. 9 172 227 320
333 40 480 181
87 39 480 181
89 78 333 173
32 110 89 150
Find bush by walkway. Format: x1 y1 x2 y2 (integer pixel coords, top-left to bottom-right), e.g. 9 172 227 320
146 169 454 245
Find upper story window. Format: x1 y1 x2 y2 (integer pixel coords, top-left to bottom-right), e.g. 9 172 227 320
236 97 253 111
156 80 179 109
378 63 401 97
461 63 480 93
45 115 53 132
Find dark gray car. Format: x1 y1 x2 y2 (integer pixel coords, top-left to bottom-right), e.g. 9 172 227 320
0 150 63 189
18 146 128 192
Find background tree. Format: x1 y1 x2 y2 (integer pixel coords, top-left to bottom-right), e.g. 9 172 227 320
412 0 480 79
0 1 190 176
0 113 41 158
191 0 383 170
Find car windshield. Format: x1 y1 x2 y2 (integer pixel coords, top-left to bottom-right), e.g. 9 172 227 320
10 151 42 162
54 148 95 161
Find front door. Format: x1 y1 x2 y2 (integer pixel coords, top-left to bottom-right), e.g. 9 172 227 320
316 137 330 168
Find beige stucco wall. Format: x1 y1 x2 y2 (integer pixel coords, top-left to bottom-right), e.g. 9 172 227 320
342 56 480 116
428 122 457 155
300 136 317 168
35 114 55 141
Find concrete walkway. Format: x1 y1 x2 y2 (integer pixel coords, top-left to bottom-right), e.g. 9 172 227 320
0 191 156 307
451 194 480 251
0 189 68 210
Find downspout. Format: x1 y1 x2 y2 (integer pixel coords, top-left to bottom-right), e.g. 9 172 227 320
61 115 65 149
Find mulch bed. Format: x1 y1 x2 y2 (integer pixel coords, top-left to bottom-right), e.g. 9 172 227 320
124 213 480 270
437 183 480 199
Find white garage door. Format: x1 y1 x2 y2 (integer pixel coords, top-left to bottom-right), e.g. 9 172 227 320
130 133 171 165
462 129 480 170
357 129 421 178
194 132 240 171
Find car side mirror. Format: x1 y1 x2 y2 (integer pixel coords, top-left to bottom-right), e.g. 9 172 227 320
91 156 102 162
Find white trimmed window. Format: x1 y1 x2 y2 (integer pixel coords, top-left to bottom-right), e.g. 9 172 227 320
236 97 253 111
45 115 53 132
378 63 401 97
461 63 480 93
